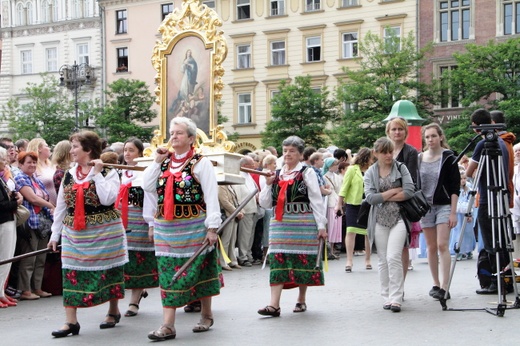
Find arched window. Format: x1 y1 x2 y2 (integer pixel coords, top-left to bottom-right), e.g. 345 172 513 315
51 0 58 21
41 0 49 23
16 3 24 26
26 2 34 25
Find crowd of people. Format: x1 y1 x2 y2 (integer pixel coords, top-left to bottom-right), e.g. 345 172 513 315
1 108 520 338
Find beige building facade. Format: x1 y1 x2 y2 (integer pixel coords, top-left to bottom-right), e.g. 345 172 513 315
98 0 417 152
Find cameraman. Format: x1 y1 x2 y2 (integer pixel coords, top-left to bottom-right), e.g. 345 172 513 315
465 108 511 294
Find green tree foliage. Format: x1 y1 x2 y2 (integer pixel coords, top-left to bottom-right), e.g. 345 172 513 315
333 30 436 151
0 74 76 145
96 78 157 143
261 76 339 151
445 38 520 150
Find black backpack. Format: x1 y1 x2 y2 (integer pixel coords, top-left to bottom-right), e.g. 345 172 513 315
477 249 493 288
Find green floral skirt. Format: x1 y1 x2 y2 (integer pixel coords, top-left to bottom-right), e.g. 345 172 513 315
62 267 125 308
269 253 324 289
157 249 223 308
124 250 159 289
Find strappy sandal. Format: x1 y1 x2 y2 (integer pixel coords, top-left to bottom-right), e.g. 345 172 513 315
257 305 281 317
148 325 176 341
125 290 148 317
293 302 307 313
192 316 214 333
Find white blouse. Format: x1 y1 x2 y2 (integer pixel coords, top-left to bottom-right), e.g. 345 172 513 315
50 164 121 242
259 162 327 230
142 153 221 229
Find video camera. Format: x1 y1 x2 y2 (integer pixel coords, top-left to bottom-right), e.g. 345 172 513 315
470 123 506 142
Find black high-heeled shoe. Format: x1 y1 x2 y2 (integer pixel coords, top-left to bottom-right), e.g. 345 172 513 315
51 322 80 338
99 313 121 329
124 290 149 317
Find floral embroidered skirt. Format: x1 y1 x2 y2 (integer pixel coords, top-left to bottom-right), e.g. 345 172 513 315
268 253 324 288
124 250 159 289
62 267 125 308
157 248 223 308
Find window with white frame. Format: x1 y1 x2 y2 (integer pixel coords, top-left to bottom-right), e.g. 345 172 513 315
27 2 34 24
342 32 358 58
306 0 320 12
203 0 216 8
342 0 358 6
504 0 520 35
46 47 58 72
439 65 460 108
73 0 82 18
41 0 50 23
384 26 401 53
270 0 285 16
77 43 89 65
271 41 286 65
439 0 470 42
238 93 252 124
117 47 129 72
51 0 58 21
161 3 173 20
116 9 128 34
237 0 251 20
237 44 252 69
306 36 321 62
21 50 32 74
16 3 24 26
343 102 358 114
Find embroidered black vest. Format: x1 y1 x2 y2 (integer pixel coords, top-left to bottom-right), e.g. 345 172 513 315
156 153 206 218
62 169 120 227
272 167 311 213
127 186 144 208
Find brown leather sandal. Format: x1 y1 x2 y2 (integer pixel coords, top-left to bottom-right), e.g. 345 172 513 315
148 325 176 340
192 316 214 333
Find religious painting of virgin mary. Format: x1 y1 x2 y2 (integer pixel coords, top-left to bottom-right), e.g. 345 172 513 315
166 35 211 135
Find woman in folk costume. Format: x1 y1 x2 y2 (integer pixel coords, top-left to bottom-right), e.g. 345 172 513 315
48 131 128 337
257 136 327 317
142 117 222 341
116 138 158 317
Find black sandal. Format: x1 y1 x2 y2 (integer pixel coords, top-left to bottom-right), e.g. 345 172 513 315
293 303 307 313
184 300 202 313
124 290 148 317
257 305 281 317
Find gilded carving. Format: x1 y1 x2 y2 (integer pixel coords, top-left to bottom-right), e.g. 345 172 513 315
150 0 233 154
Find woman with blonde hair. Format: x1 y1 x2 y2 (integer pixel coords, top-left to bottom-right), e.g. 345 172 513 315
27 138 57 205
386 117 419 273
51 140 72 194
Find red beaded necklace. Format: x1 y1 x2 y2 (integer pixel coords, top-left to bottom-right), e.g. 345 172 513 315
124 170 133 178
76 165 91 180
169 148 194 170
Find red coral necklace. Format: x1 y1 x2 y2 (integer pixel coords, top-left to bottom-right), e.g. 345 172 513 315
76 165 91 180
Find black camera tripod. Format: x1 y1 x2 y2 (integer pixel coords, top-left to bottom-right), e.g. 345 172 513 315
443 124 520 316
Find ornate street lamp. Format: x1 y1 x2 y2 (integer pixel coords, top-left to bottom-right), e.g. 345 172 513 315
59 61 93 132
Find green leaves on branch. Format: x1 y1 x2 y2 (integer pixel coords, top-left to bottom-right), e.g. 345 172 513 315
261 76 340 151
95 78 157 143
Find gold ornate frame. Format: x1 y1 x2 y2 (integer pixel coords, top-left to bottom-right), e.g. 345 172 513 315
151 0 231 151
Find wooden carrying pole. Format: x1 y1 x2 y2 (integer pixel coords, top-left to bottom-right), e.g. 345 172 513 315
88 162 274 176
171 188 258 284
0 245 61 266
